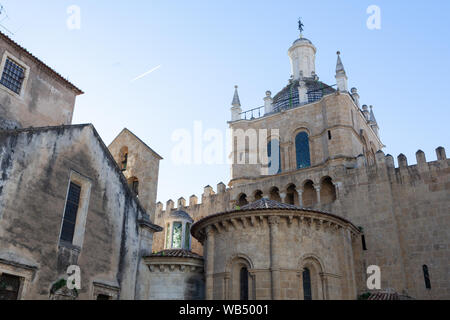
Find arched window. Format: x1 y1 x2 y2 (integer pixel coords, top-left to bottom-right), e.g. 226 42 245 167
254 190 263 201
295 132 311 169
303 268 312 300
240 267 249 300
269 187 281 202
238 194 248 207
268 139 281 175
128 177 139 195
184 223 192 250
302 180 317 208
320 177 337 204
423 265 431 289
172 221 182 249
286 184 298 205
119 147 128 171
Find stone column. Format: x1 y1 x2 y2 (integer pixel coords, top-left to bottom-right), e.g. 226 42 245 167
314 185 321 205
280 193 287 204
205 226 215 300
223 274 230 300
296 190 303 207
249 270 257 300
268 216 281 300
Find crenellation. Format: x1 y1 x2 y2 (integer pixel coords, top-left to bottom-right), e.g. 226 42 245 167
416 150 426 165
398 154 408 168
217 182 226 194
385 154 395 168
166 199 174 212
177 197 186 209
189 195 198 206
436 146 447 161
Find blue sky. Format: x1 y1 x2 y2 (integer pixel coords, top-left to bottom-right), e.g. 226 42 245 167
2 0 449 203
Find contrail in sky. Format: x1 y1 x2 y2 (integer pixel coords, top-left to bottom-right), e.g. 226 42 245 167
131 65 162 82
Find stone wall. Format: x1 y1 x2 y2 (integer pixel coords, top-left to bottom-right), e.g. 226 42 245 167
228 92 383 182
0 124 160 300
191 208 360 300
0 34 82 130
156 147 450 299
108 128 162 222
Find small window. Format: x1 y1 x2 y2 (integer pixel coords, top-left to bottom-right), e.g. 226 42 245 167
184 223 191 250
423 265 431 290
268 139 281 175
60 182 82 244
295 132 311 169
328 130 332 140
165 223 171 249
128 177 139 195
362 235 367 251
121 153 128 171
0 273 22 300
172 222 182 249
96 294 111 300
0 58 25 95
303 268 312 300
240 267 249 300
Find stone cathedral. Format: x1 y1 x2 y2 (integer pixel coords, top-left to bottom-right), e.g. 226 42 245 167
0 24 448 301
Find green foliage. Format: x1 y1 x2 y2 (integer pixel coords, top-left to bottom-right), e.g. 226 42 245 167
50 278 79 297
358 292 371 300
50 279 67 295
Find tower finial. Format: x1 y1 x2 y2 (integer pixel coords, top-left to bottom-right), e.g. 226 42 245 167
231 85 241 107
335 51 348 92
298 18 304 37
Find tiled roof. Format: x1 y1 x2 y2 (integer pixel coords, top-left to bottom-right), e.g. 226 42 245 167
368 292 399 300
147 249 203 259
170 210 193 222
272 79 336 111
192 199 358 232
0 31 83 95
367 291 414 300
241 198 299 210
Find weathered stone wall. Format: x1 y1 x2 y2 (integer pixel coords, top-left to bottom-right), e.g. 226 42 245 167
143 258 204 300
0 35 81 130
156 148 450 300
0 124 158 300
108 129 161 222
191 209 360 300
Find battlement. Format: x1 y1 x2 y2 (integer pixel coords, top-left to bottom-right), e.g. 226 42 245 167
156 146 448 218
156 181 230 214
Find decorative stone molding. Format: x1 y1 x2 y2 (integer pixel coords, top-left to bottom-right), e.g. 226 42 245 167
191 208 361 244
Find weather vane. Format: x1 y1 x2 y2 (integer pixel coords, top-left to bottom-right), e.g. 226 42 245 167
298 18 304 35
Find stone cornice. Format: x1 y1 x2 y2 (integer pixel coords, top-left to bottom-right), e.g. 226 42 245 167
191 209 361 244
144 256 204 273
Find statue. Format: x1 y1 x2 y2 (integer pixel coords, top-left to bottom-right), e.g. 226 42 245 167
298 18 304 34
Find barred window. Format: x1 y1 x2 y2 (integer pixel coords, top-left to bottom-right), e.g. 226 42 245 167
1 58 25 94
60 182 82 244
